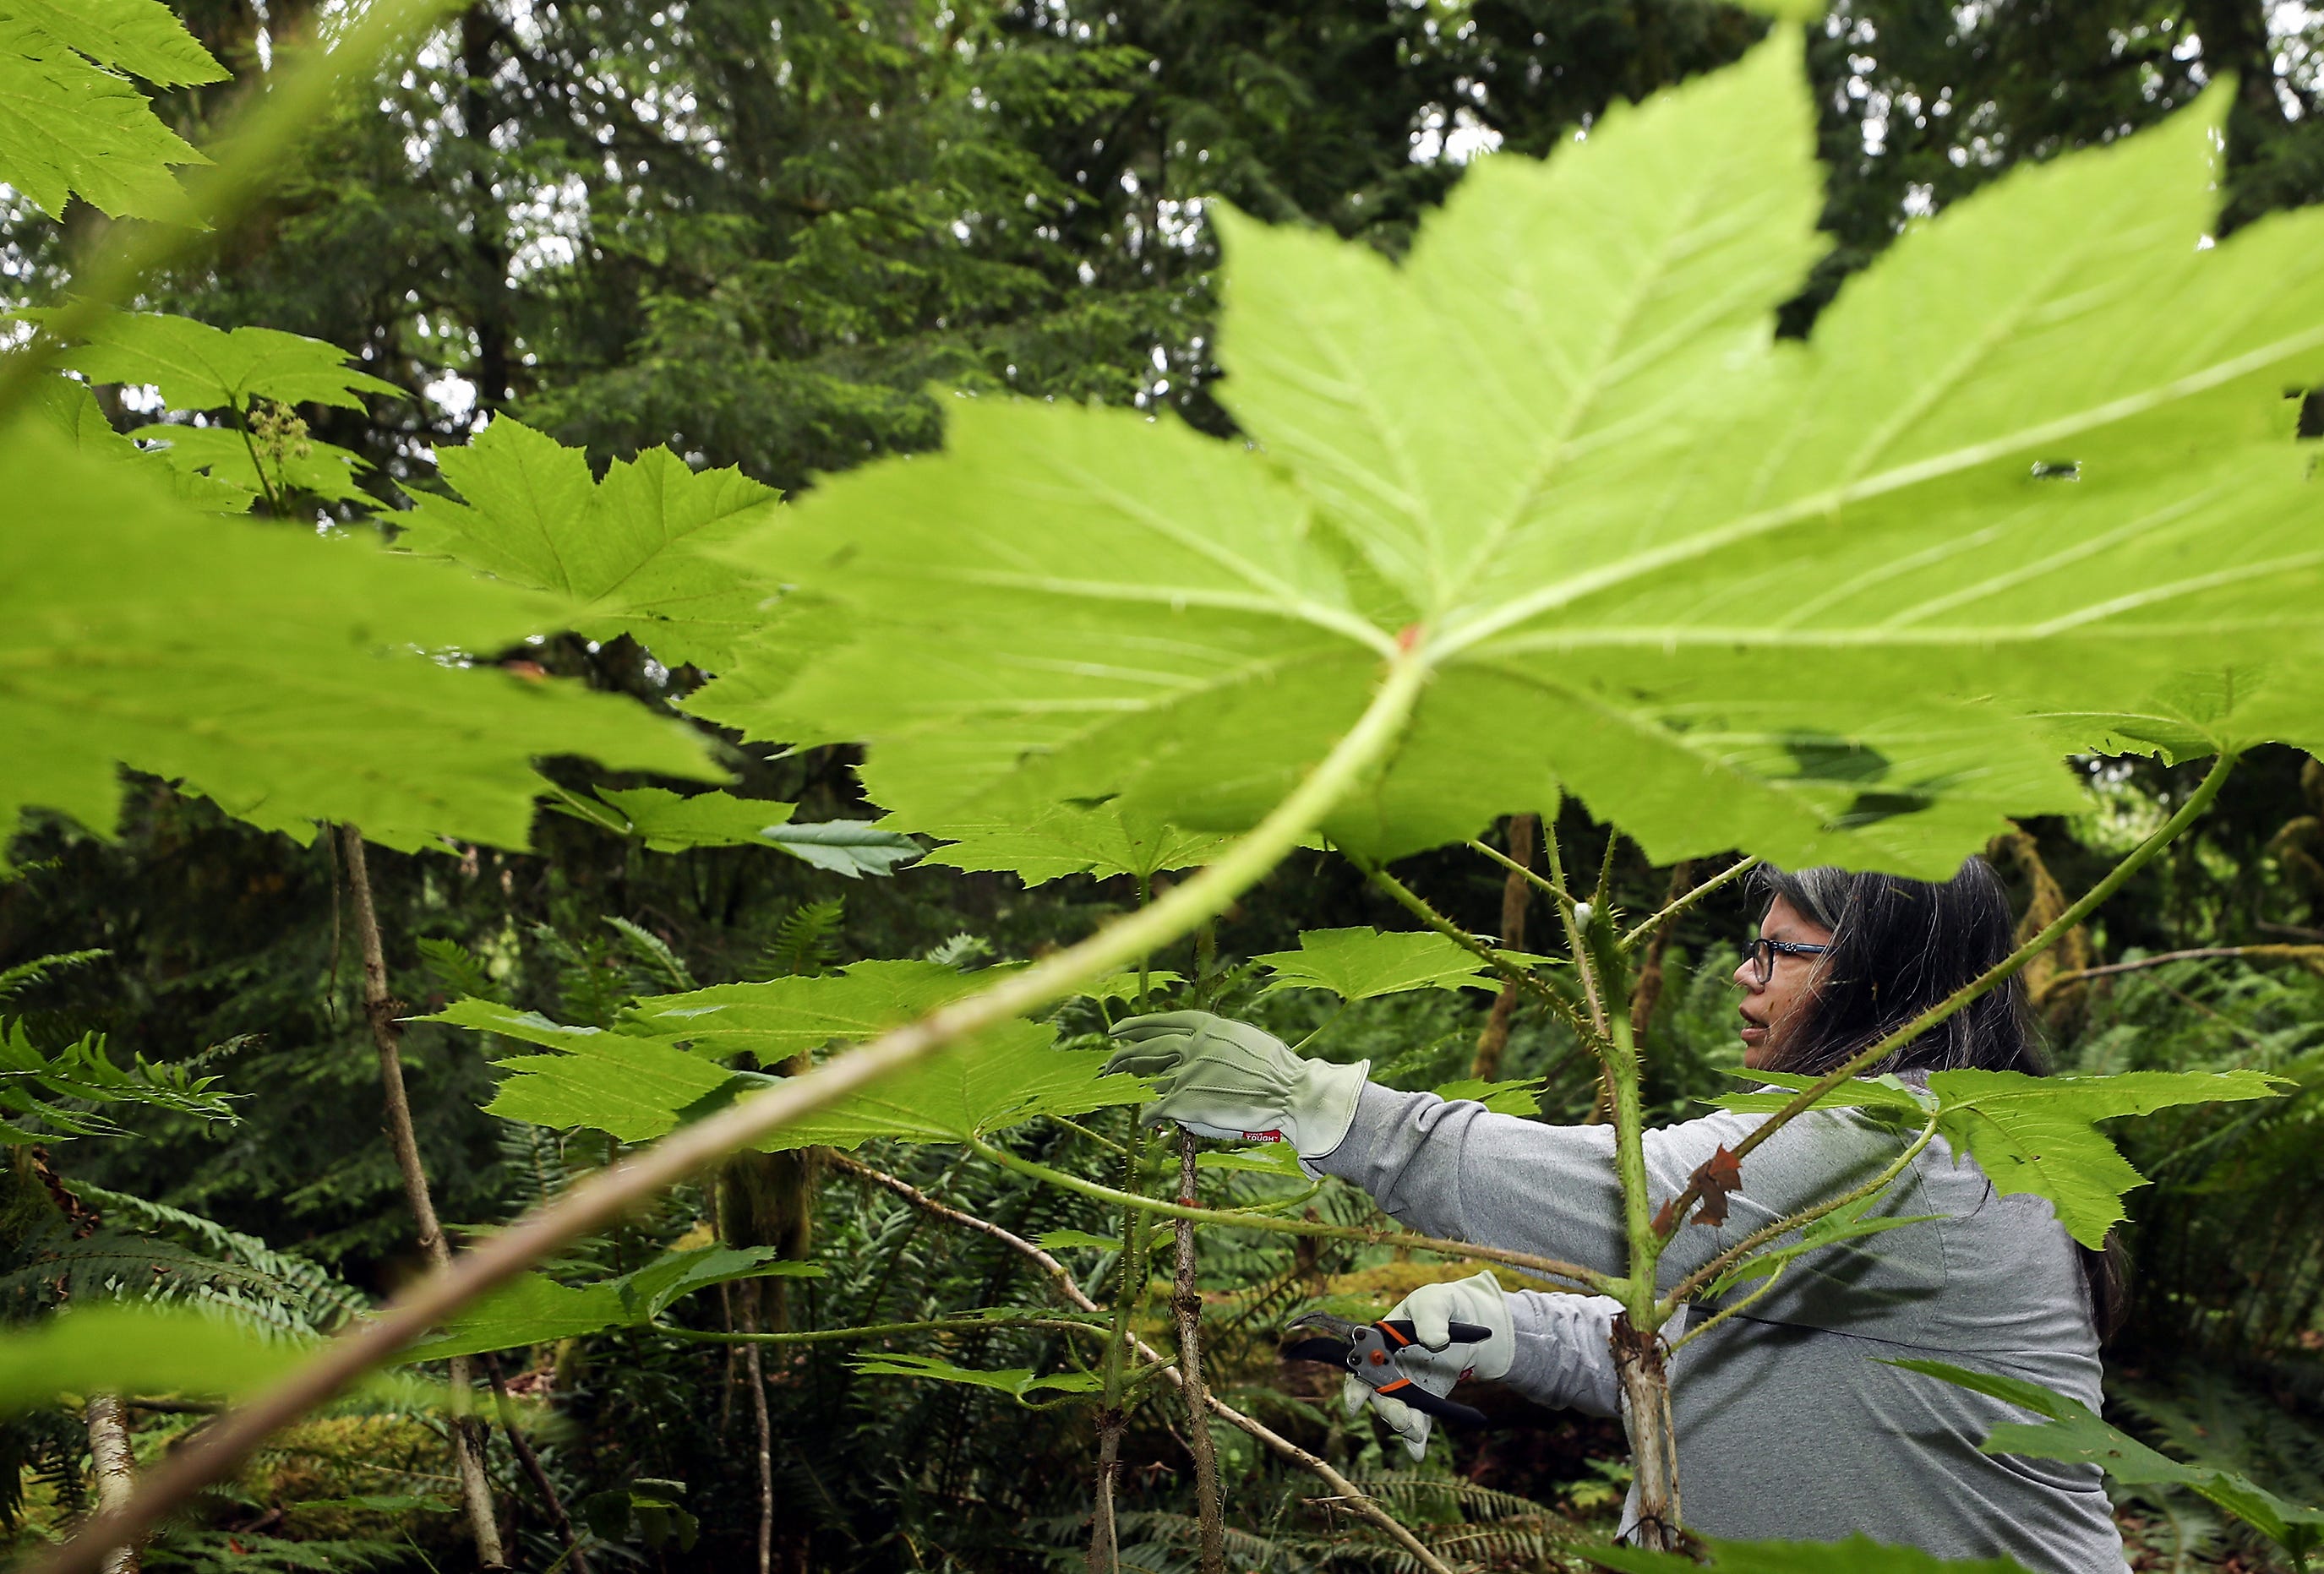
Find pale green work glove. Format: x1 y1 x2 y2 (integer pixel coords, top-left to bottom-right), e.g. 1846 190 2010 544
1102 1011 1368 1158
1345 1272 1513 1460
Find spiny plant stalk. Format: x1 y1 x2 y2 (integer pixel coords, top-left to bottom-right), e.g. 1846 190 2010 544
31 656 1431 1574
341 826 505 1570
1173 1132 1227 1574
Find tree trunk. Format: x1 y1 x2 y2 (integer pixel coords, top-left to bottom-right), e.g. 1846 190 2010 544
1627 860 1693 1045
1611 1313 1682 1551
1172 1135 1226 1574
1470 813 1537 1080
83 1394 139 1574
341 827 506 1570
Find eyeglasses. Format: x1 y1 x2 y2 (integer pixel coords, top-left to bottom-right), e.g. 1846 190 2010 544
1742 936 1830 986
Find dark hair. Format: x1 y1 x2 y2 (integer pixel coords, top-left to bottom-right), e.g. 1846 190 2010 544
1752 858 2128 1340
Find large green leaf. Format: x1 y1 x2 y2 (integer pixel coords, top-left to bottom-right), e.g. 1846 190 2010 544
1922 1068 2288 1247
397 417 783 670
1254 928 1497 999
625 959 1001 1061
405 1247 823 1359
1890 1359 2324 1563
0 419 719 858
1582 1534 2030 1573
1719 1067 2288 1247
723 37 2324 875
131 421 373 506
740 1020 1148 1154
46 310 402 412
431 1002 732 1144
0 2 223 220
905 801 1231 886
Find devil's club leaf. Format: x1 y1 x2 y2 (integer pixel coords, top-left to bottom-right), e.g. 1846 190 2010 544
727 37 2324 874
906 800 1230 886
756 820 924 878
1429 1076 1547 1118
0 420 718 858
0 1 224 220
1890 1360 2324 1561
405 1247 822 1360
46 311 402 411
743 1021 1148 1153
1926 1068 2288 1247
625 960 997 1061
1254 928 1497 1000
399 417 782 670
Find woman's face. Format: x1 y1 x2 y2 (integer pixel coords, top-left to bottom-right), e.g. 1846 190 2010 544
1733 895 1836 1070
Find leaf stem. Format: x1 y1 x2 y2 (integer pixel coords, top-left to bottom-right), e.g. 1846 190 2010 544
37 653 1437 1574
1465 837 1579 910
1621 857 1760 954
966 1133 1609 1293
1362 865 1601 1054
1651 752 2239 1240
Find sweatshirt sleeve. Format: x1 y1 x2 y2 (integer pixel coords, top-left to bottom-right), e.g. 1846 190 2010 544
1504 1291 1623 1417
1311 1082 1936 1302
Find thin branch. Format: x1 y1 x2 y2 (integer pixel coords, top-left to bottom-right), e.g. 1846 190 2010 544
833 1157 1456 1574
2040 944 2324 989
966 1134 1609 1294
1620 857 1761 954
1465 835 1578 910
1650 753 2239 1243
342 827 505 1571
37 656 1436 1574
480 1355 591 1574
1174 1134 1227 1574
1667 1264 1788 1356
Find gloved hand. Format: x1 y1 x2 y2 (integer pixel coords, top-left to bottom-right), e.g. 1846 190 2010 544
1103 1011 1369 1158
1345 1272 1513 1459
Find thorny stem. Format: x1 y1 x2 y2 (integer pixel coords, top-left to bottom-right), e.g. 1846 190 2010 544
830 1157 1456 1574
1093 1109 1153 1572
1651 752 2239 1243
1362 865 1601 1052
1621 857 1761 954
1174 1134 1228 1574
1667 1265 1788 1356
1541 814 1608 1038
1465 836 1579 911
341 827 505 1571
967 1133 1607 1293
35 655 1433 1574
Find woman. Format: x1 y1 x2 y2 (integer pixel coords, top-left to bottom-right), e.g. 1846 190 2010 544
1105 859 2129 1572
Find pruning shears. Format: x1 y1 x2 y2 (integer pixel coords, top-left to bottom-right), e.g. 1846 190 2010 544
1281 1310 1492 1429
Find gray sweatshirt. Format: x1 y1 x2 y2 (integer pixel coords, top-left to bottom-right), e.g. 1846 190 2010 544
1316 1084 2130 1573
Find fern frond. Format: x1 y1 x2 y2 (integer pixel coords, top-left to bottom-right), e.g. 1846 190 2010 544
606 916 696 992
768 898 846 977
0 949 107 1005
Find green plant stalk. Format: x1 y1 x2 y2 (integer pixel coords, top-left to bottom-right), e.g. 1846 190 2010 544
967 1134 1608 1293
1363 866 1600 1051
652 1315 1110 1346
0 0 466 424
1653 751 2239 1239
1541 812 1608 1037
1621 856 1761 954
33 653 1435 1574
1667 1263 1789 1356
1466 837 1580 911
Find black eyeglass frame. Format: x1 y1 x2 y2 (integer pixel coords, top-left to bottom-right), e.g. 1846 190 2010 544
1743 936 1831 986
